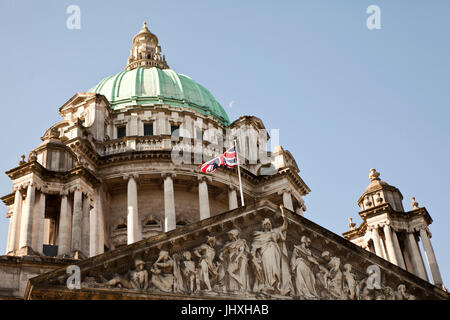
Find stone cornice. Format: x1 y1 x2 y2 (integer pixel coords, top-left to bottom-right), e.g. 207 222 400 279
3 160 100 191
344 204 433 241
1 192 14 207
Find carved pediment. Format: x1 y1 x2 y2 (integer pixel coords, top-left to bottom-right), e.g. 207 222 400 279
25 200 448 300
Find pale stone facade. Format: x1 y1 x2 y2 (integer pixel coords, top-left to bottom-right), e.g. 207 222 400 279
343 169 444 289
25 202 448 300
0 23 447 300
0 23 308 299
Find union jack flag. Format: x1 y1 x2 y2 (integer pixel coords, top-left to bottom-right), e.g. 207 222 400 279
199 145 237 173
200 156 223 173
223 145 237 168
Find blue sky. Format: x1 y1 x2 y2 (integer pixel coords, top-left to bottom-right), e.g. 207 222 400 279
0 0 449 286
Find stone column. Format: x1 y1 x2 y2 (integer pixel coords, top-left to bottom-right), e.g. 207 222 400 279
57 192 71 256
90 189 105 257
282 190 294 211
71 189 83 252
19 182 36 250
379 234 388 260
96 188 105 255
198 176 210 220
391 228 406 269
371 226 384 258
81 195 91 256
32 191 46 254
6 214 13 254
383 224 399 266
163 173 176 232
406 231 428 281
6 188 22 254
125 174 141 244
419 227 443 286
228 186 238 210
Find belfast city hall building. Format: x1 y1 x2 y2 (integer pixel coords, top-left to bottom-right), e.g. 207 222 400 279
0 23 448 300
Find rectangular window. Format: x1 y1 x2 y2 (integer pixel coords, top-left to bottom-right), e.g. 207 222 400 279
195 128 202 140
144 124 153 136
117 126 126 138
171 124 180 138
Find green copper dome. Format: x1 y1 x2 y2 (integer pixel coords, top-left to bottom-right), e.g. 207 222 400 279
88 67 230 125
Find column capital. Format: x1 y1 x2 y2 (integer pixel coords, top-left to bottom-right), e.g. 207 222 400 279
390 223 403 232
406 227 417 234
26 181 37 188
69 185 85 194
418 225 431 238
277 188 291 196
35 183 49 193
123 173 139 181
379 220 391 228
228 185 237 192
198 175 212 183
59 186 70 197
417 223 429 231
161 172 176 180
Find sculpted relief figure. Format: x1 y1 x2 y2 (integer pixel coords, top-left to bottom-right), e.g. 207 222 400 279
342 263 357 300
358 265 382 300
326 256 343 299
290 236 320 299
251 207 293 296
102 258 148 290
220 229 251 293
150 250 183 293
315 251 331 293
395 284 416 300
181 251 199 293
194 236 218 292
130 259 149 290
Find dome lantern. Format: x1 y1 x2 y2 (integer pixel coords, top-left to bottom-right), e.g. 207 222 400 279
357 168 405 212
126 21 169 71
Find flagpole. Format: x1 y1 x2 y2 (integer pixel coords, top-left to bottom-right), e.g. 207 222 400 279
234 139 245 207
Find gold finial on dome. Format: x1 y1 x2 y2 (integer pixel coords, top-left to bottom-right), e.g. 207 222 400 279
369 168 380 181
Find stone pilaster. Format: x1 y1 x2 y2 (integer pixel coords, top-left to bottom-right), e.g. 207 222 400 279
282 190 294 211
390 227 406 269
71 189 83 252
383 224 399 266
81 195 91 256
6 188 22 254
419 227 443 286
370 226 384 258
228 186 238 211
89 189 104 257
125 174 141 244
32 191 46 254
198 176 211 220
406 231 428 281
162 172 176 232
19 182 36 250
57 192 71 256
